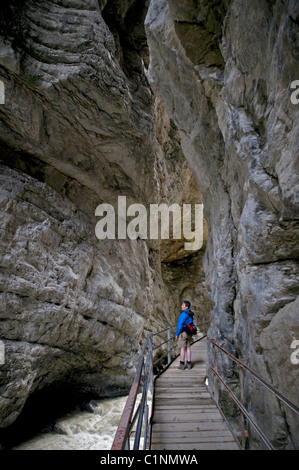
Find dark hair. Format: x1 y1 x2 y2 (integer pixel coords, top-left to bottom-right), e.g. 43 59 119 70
183 300 191 309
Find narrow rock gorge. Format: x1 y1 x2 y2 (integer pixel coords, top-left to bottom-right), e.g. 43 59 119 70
0 0 298 450
0 0 208 445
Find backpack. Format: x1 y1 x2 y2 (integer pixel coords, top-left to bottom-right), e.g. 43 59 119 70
185 323 197 335
184 310 197 335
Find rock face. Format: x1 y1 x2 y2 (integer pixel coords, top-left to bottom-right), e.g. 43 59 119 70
145 0 299 449
0 0 298 451
0 0 208 437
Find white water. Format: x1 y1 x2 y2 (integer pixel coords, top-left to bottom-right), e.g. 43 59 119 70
13 396 129 450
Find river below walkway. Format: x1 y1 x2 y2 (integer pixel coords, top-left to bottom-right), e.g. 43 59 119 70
12 396 128 450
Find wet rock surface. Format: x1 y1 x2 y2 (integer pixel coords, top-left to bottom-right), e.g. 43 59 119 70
0 0 298 450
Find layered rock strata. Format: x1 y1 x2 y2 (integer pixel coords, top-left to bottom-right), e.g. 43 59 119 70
0 0 298 451
145 0 299 449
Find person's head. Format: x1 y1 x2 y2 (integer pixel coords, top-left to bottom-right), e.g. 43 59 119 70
181 300 190 310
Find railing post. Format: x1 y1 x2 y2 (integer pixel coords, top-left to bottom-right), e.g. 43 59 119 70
143 403 149 450
149 334 154 394
194 317 198 341
211 339 216 398
167 326 171 365
240 367 245 449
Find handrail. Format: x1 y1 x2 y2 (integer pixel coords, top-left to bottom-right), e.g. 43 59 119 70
110 336 150 450
210 339 299 450
111 316 210 450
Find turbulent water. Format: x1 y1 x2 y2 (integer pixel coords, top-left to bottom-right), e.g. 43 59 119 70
13 396 129 451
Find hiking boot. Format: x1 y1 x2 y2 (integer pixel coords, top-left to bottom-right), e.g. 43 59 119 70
178 362 185 370
186 362 192 370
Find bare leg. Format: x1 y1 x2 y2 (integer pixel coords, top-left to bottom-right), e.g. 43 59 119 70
180 347 186 362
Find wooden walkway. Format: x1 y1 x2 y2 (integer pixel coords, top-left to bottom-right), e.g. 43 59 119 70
150 338 240 450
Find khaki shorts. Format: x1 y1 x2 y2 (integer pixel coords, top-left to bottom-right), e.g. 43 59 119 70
178 331 192 348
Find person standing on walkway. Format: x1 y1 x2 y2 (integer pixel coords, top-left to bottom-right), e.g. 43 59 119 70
175 300 194 370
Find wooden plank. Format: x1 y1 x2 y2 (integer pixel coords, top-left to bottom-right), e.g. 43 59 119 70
156 372 206 385
152 421 232 432
155 386 209 392
153 403 217 409
154 397 212 402
153 408 221 415
151 433 237 443
151 442 239 450
156 375 206 381
155 400 214 407
153 410 221 416
155 389 210 396
152 414 225 423
155 389 211 395
153 408 225 416
154 400 219 413
155 382 205 388
161 373 206 377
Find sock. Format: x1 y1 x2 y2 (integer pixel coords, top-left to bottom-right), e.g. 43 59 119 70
180 361 184 365
187 361 191 364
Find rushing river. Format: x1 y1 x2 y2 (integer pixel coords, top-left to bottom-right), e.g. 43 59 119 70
13 396 128 450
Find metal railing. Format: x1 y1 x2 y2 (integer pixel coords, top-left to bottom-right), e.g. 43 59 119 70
111 316 209 450
210 339 299 450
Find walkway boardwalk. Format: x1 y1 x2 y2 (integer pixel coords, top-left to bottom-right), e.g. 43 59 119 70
151 338 240 450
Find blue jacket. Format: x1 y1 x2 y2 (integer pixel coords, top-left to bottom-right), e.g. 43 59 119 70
176 309 194 336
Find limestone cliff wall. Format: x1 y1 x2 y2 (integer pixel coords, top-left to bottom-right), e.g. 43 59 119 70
0 0 298 451
146 0 299 449
0 0 207 435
